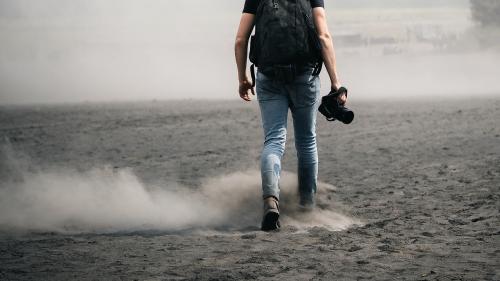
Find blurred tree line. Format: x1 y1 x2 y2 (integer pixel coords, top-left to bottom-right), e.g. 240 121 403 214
470 0 500 27
468 0 500 49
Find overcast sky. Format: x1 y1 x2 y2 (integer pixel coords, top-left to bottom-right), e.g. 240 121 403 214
2 0 498 104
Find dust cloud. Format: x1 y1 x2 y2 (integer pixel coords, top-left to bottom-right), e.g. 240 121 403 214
0 146 358 234
0 0 499 104
337 52 500 99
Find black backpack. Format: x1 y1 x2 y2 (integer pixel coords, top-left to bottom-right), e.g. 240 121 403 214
249 0 323 86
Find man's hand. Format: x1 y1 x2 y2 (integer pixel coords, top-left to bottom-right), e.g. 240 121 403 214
239 78 255 101
337 91 347 105
331 83 347 105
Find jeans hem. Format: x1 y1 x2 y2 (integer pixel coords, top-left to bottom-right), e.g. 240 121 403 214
262 192 280 201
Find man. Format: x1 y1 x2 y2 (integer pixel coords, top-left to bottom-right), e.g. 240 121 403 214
234 0 345 231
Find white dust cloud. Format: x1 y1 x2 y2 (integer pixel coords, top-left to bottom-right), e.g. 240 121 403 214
0 0 499 104
0 148 358 234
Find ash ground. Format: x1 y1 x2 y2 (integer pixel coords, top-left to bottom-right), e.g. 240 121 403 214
0 98 499 280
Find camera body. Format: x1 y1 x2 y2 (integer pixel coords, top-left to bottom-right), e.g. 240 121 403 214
318 87 354 124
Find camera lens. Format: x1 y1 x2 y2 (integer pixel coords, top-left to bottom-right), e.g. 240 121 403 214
341 111 354 124
335 107 354 124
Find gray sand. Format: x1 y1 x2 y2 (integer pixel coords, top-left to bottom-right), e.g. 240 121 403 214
0 98 499 280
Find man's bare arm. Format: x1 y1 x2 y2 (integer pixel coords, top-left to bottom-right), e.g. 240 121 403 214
313 7 341 92
235 13 255 101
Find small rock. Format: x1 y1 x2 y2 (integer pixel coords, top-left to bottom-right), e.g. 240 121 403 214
378 244 393 252
471 216 487 223
448 218 467 225
348 245 362 252
318 246 328 252
241 233 257 240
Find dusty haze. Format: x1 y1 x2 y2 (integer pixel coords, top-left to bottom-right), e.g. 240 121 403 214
0 0 499 104
0 143 358 233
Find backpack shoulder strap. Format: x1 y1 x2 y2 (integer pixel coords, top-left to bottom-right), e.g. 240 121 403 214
250 64 256 87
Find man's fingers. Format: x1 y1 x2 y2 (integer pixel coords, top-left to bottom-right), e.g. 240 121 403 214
240 92 251 101
337 93 347 105
238 83 254 102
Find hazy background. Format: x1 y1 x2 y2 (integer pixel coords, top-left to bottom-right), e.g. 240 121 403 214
0 0 499 104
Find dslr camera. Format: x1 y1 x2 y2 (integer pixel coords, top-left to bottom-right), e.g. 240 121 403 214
318 87 354 124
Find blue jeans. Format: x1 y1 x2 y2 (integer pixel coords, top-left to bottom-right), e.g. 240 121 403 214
256 67 321 206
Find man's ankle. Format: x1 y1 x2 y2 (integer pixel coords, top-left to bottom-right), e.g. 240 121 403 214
264 195 279 202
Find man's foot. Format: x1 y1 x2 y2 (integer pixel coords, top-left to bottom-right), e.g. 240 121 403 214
261 196 280 231
298 203 315 213
299 193 316 212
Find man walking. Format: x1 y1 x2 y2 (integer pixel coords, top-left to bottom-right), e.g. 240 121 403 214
234 0 345 231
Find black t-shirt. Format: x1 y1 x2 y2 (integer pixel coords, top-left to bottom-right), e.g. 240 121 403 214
243 0 324 14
